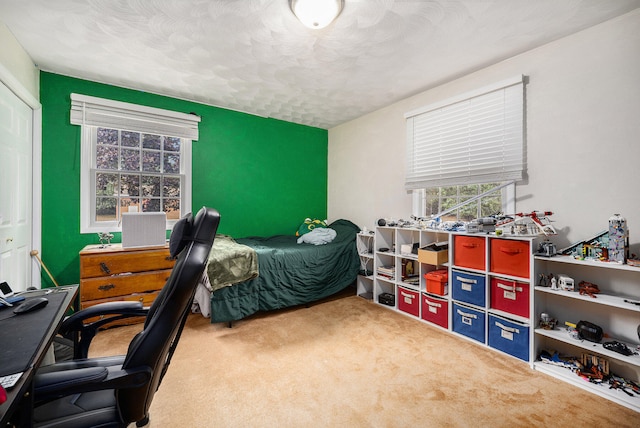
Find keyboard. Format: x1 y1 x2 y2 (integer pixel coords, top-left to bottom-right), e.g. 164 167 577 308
0 372 23 390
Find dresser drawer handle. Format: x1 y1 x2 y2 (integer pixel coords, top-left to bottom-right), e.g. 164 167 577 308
100 262 111 275
165 256 176 261
98 284 115 292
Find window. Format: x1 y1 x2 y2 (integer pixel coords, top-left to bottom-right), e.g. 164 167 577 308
71 94 200 233
405 76 524 219
417 182 513 222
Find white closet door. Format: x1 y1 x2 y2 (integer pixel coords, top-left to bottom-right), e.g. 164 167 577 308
0 81 33 292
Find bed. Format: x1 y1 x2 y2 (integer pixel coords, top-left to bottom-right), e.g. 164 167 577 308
192 219 361 323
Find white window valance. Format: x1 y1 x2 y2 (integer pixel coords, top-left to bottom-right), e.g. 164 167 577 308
70 93 201 140
404 75 525 190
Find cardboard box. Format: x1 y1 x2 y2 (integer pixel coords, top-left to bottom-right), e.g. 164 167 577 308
418 242 448 266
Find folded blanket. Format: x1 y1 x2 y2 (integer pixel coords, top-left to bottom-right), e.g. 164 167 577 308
297 227 337 245
201 235 259 293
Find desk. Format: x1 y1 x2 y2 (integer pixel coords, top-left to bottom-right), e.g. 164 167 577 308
0 286 77 427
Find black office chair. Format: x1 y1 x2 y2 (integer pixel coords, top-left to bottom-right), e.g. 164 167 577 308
31 206 220 428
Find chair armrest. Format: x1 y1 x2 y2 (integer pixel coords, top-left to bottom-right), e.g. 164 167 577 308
34 366 109 395
61 301 148 333
60 301 149 359
34 364 152 404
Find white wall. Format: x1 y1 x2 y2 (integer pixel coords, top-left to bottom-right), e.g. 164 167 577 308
0 22 39 100
328 9 640 255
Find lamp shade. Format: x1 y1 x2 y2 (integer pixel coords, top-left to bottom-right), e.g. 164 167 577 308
290 0 344 29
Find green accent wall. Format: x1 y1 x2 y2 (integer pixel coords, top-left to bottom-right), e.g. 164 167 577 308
40 72 327 287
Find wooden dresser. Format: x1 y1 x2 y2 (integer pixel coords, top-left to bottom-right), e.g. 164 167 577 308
79 244 175 321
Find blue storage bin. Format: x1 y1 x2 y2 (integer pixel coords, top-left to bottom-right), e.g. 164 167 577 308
488 314 530 361
452 302 486 343
452 269 486 307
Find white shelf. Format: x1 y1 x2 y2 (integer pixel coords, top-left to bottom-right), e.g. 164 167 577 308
488 271 530 282
397 281 420 290
533 362 640 412
356 233 376 299
451 264 485 275
534 252 640 413
370 226 640 413
535 286 640 312
535 328 640 367
488 308 529 324
535 255 640 273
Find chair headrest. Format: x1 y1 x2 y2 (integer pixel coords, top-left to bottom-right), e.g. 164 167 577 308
169 213 194 258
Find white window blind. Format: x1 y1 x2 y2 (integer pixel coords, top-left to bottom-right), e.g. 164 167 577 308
405 76 524 190
70 93 201 140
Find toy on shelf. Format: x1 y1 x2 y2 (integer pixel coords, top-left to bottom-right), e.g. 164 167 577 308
559 231 609 260
559 214 634 265
578 281 600 298
495 211 557 236
539 312 557 330
578 353 609 383
557 274 574 291
608 214 629 264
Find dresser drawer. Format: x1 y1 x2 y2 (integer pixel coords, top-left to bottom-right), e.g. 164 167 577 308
80 269 172 301
80 247 174 278
80 290 162 326
81 289 161 309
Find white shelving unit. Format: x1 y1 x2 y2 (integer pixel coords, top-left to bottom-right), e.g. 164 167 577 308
356 231 375 300
533 255 640 412
373 226 536 360
370 226 640 412
449 233 536 364
373 226 449 311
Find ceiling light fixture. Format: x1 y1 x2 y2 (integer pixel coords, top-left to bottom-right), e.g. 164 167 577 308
289 0 344 29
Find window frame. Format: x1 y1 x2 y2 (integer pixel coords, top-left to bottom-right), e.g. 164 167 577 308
71 94 199 234
406 76 524 220
412 182 515 221
80 126 192 233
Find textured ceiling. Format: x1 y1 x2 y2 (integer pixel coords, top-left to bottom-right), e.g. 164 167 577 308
1 0 639 129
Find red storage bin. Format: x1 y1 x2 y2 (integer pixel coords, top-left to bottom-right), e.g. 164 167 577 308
424 269 448 295
490 277 530 318
398 286 420 317
421 293 448 328
490 238 530 278
453 235 485 270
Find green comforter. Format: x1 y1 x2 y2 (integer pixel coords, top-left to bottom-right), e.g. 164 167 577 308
209 219 360 323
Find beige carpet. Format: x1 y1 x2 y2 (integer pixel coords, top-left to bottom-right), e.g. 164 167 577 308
89 289 639 427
